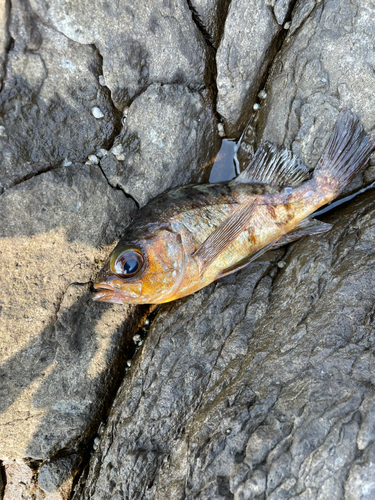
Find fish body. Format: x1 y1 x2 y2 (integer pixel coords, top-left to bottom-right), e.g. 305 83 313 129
93 110 374 304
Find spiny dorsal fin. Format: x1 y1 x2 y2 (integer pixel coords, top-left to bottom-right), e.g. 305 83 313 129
192 198 257 276
233 141 310 187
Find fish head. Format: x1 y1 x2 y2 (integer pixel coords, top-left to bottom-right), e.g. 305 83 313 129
93 228 188 304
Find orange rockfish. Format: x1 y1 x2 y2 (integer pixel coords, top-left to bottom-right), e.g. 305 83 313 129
93 109 374 304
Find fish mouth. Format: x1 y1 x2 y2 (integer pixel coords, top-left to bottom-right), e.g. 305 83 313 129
92 288 127 304
92 281 143 304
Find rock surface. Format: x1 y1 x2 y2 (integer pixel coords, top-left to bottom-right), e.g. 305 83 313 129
189 0 231 48
100 84 220 207
2 459 73 499
0 0 10 84
38 454 81 493
216 0 294 137
29 0 214 110
250 0 375 171
0 163 140 459
0 0 120 193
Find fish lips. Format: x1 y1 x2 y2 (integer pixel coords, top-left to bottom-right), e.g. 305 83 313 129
93 277 143 304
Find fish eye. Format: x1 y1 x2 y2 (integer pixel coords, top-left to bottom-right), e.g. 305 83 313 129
110 247 144 278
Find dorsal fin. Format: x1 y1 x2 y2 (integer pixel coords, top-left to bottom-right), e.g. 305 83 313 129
233 141 310 187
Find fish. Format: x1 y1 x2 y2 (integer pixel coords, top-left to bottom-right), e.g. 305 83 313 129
93 109 375 304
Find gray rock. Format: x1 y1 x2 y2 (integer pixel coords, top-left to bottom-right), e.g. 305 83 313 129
100 84 220 207
253 0 375 173
0 0 119 194
2 458 72 499
189 0 231 48
29 0 214 109
345 442 375 500
0 163 142 459
38 454 80 493
74 188 375 499
0 0 10 84
216 0 294 137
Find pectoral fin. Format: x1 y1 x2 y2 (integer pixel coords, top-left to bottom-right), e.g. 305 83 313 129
272 218 332 248
216 241 277 279
193 199 257 276
216 218 332 279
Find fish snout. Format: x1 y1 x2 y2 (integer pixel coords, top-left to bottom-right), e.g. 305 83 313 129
93 274 143 303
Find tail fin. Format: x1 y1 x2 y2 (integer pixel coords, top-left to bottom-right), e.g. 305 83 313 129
314 109 375 193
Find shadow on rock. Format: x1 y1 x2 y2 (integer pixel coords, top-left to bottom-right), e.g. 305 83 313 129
0 283 149 459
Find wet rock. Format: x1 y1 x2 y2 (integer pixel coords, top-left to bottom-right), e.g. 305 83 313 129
0 163 142 459
216 0 294 137
100 84 220 207
74 189 375 499
189 0 231 48
253 0 375 175
0 0 119 193
29 0 214 109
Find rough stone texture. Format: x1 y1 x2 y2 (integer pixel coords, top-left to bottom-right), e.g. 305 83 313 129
189 0 231 48
2 459 73 500
0 163 140 459
254 0 375 172
3 460 44 499
29 0 214 110
0 0 120 194
100 84 220 207
74 189 375 499
38 454 80 493
0 0 10 84
216 0 294 137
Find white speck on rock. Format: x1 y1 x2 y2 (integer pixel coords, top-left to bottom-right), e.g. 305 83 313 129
258 89 267 99
98 75 106 86
61 158 72 167
111 144 123 155
218 123 226 137
0 125 7 137
253 103 260 111
97 148 108 159
116 153 126 161
88 155 99 164
92 107 104 119
278 261 286 269
284 21 291 29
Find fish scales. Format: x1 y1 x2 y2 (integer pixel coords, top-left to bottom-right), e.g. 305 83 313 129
93 109 375 304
